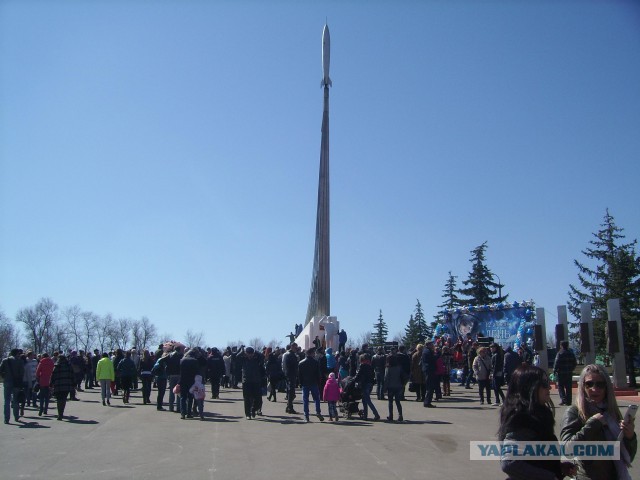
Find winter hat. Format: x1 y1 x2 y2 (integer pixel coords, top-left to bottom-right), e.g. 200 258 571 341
329 372 336 380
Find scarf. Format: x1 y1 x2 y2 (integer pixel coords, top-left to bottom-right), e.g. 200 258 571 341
585 401 631 480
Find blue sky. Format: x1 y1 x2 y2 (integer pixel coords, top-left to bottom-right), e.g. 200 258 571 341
1 1 639 347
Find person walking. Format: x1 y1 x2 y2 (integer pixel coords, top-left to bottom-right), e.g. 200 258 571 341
384 353 407 422
1 349 25 423
50 354 75 421
282 343 299 414
490 343 506 406
323 372 340 421
421 342 438 408
553 340 577 406
298 348 325 422
472 347 492 405
239 347 265 420
35 353 55 416
96 352 115 406
138 350 154 405
354 353 380 421
117 351 137 404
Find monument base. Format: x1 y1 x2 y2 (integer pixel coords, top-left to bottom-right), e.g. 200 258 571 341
294 315 339 351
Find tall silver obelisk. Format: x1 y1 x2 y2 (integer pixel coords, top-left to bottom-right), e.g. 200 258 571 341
305 23 332 325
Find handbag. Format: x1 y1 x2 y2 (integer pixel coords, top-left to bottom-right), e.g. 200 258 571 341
408 382 417 393
173 384 181 395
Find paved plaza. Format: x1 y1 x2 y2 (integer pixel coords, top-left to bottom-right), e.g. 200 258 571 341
1 383 639 480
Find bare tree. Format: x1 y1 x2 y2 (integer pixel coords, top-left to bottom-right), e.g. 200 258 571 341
62 305 82 351
247 337 264 350
80 311 97 352
131 319 143 351
352 331 372 350
0 310 20 357
115 318 131 350
94 314 115 353
16 297 59 353
157 332 175 345
184 330 205 348
50 323 70 353
266 338 280 350
138 316 157 351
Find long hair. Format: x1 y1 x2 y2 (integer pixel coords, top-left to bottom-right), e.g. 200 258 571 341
498 365 554 440
575 364 621 422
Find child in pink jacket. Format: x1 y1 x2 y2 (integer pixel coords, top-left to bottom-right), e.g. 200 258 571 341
323 372 341 422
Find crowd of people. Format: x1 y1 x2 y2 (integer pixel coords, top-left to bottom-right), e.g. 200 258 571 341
1 336 637 479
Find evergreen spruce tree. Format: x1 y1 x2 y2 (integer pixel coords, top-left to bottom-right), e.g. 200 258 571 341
413 299 431 343
568 210 640 386
403 314 418 347
371 309 389 348
458 242 507 306
436 271 462 321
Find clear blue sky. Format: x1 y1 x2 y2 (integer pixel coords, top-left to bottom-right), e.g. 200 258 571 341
1 1 639 347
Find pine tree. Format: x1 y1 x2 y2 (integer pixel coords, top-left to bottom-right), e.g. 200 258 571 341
568 210 640 386
436 271 462 320
458 242 507 306
371 309 389 348
414 299 431 343
403 314 418 347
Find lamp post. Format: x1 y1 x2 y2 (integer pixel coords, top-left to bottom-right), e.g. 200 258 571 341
494 273 502 300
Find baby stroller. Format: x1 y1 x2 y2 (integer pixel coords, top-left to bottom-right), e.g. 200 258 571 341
339 376 364 419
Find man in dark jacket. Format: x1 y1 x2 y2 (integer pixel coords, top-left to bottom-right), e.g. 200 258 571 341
207 348 225 399
239 347 265 419
179 349 200 419
372 347 387 400
1 348 25 423
298 348 324 422
502 346 520 385
282 343 299 414
421 342 437 408
553 341 577 405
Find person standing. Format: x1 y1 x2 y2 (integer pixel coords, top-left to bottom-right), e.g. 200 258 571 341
35 353 54 416
490 343 505 406
239 347 265 420
372 347 387 400
1 349 25 423
499 365 576 480
410 345 426 402
553 340 577 406
50 354 75 421
206 348 225 400
282 343 299 414
560 364 636 480
138 350 154 405
473 347 492 405
179 349 200 419
421 342 438 408
338 329 347 354
298 348 325 422
117 351 137 404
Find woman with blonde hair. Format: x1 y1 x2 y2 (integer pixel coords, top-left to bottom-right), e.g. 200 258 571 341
560 364 636 479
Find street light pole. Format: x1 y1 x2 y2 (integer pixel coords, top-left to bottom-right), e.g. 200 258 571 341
494 273 502 300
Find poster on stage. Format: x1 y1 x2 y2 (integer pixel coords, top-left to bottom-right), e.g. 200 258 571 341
441 305 533 348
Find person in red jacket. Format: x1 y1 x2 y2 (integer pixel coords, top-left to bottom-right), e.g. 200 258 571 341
35 353 55 416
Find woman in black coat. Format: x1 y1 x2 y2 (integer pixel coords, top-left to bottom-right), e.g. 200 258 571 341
50 355 75 420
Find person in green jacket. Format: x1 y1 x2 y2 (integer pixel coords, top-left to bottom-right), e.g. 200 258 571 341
96 353 115 406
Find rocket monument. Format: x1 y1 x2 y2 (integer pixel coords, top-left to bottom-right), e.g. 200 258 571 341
305 23 332 326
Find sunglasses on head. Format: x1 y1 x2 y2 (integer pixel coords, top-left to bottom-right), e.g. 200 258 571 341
584 380 606 389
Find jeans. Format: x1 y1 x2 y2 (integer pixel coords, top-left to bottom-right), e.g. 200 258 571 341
360 383 379 419
301 385 322 418
100 380 111 401
387 387 403 419
194 398 204 417
557 375 572 405
141 375 152 403
243 382 261 417
156 377 167 408
180 385 194 416
38 387 50 414
492 377 505 404
375 371 385 399
168 375 180 411
3 382 20 422
477 379 491 403
285 376 296 411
